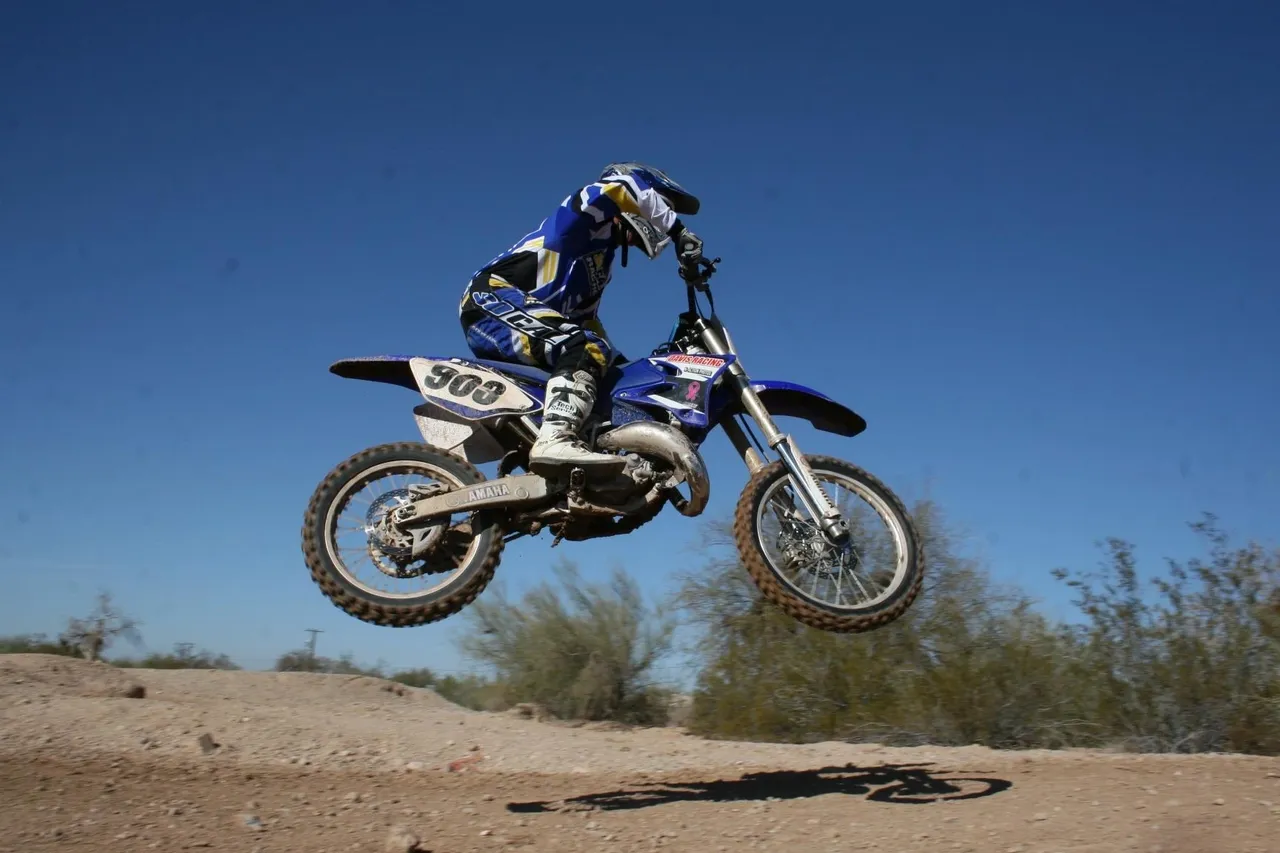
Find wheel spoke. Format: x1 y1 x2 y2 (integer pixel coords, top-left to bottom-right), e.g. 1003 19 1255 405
751 461 915 615
326 460 482 600
303 444 506 630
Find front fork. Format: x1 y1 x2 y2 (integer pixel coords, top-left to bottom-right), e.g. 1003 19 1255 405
693 320 851 547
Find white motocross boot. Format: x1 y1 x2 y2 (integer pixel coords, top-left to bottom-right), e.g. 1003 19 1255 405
528 370 626 476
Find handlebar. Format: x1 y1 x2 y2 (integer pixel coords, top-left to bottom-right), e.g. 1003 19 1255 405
679 255 719 288
679 256 721 315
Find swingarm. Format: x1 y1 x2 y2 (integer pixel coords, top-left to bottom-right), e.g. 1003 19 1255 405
393 473 555 523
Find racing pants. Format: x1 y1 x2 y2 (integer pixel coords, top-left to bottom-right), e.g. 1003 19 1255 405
458 274 614 382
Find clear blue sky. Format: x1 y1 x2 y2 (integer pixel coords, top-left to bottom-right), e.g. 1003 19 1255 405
2 2 1277 677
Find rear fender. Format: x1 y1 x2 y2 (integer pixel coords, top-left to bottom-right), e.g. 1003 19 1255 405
331 356 542 418
329 355 420 391
712 379 867 437
330 355 542 464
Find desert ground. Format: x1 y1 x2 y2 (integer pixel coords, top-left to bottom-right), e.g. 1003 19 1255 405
2 654 1278 852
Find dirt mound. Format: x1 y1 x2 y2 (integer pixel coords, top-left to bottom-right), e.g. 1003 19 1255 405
0 653 146 699
4 738 1280 853
2 654 1279 852
128 667 465 711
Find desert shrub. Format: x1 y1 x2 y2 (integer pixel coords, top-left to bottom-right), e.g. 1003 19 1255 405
678 502 1076 746
274 649 386 676
1051 514 1280 754
457 560 676 724
388 667 436 688
386 667 502 710
113 644 241 670
678 505 1280 755
0 633 80 656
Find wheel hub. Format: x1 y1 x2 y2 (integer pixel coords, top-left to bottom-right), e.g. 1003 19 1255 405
364 486 448 578
775 520 860 581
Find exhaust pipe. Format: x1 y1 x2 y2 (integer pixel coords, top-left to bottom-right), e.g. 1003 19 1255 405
596 421 710 517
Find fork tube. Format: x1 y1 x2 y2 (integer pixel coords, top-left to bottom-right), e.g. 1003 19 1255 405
697 318 850 546
720 416 765 473
695 320 785 445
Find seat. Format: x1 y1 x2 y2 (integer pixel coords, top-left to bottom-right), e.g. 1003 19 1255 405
471 359 553 385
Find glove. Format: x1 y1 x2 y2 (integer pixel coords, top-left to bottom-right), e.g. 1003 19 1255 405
670 219 703 266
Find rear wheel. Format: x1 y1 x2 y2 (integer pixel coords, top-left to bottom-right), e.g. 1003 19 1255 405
301 442 505 627
732 454 923 633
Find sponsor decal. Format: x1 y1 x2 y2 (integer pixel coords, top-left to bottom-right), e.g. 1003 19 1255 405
668 354 725 367
665 354 725 378
582 252 610 294
465 483 511 503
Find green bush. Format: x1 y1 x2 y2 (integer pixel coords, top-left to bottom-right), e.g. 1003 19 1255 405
677 502 1075 746
0 634 80 657
676 505 1280 755
432 673 508 711
389 668 437 689
273 649 387 676
113 645 241 670
1051 513 1280 754
457 560 676 724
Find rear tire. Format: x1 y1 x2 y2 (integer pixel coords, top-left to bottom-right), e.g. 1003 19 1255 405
732 454 923 633
301 442 505 627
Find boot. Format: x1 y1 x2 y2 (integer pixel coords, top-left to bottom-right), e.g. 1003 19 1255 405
528 370 626 475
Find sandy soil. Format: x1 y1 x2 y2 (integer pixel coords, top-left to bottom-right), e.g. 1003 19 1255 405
2 654 1278 852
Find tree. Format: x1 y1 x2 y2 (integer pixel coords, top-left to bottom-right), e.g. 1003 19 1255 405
1051 513 1280 754
677 504 1280 756
59 592 142 662
457 560 677 724
676 502 1081 747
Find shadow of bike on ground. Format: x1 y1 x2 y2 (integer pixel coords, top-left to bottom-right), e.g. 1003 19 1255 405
507 762 1013 813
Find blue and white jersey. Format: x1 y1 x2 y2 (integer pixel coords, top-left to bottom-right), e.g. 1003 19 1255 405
467 171 679 322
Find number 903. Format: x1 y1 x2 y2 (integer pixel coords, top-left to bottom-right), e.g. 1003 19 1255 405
420 363 506 407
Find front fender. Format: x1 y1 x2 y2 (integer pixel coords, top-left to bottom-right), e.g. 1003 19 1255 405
714 379 867 437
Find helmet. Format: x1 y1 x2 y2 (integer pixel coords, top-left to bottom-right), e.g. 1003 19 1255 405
600 162 699 263
599 162 700 216
615 211 671 261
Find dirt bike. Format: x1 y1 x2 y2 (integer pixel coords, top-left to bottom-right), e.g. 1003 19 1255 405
300 256 923 633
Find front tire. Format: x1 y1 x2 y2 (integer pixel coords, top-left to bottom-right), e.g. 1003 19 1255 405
301 442 505 627
732 454 923 633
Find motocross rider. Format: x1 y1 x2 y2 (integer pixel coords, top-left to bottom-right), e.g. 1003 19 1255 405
458 162 705 474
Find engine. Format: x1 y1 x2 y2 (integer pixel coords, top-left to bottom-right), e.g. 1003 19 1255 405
594 421 710 518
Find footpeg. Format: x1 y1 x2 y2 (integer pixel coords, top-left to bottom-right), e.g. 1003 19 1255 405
568 467 586 502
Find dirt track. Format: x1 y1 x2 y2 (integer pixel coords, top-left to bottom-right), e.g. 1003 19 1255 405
2 655 1278 852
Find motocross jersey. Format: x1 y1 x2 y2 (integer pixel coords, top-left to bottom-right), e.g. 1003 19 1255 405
468 171 680 323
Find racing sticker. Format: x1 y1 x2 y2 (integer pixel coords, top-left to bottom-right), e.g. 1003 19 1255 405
665 353 726 377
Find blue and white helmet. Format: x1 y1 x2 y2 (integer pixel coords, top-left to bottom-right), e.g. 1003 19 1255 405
599 162 701 216
600 162 700 261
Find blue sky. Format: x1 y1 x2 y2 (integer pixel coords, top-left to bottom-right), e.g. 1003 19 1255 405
2 2 1277 678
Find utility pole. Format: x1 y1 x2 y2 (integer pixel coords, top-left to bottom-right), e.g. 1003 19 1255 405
304 629 323 670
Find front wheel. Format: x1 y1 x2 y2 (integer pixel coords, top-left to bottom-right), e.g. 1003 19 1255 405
733 454 923 633
300 442 506 627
